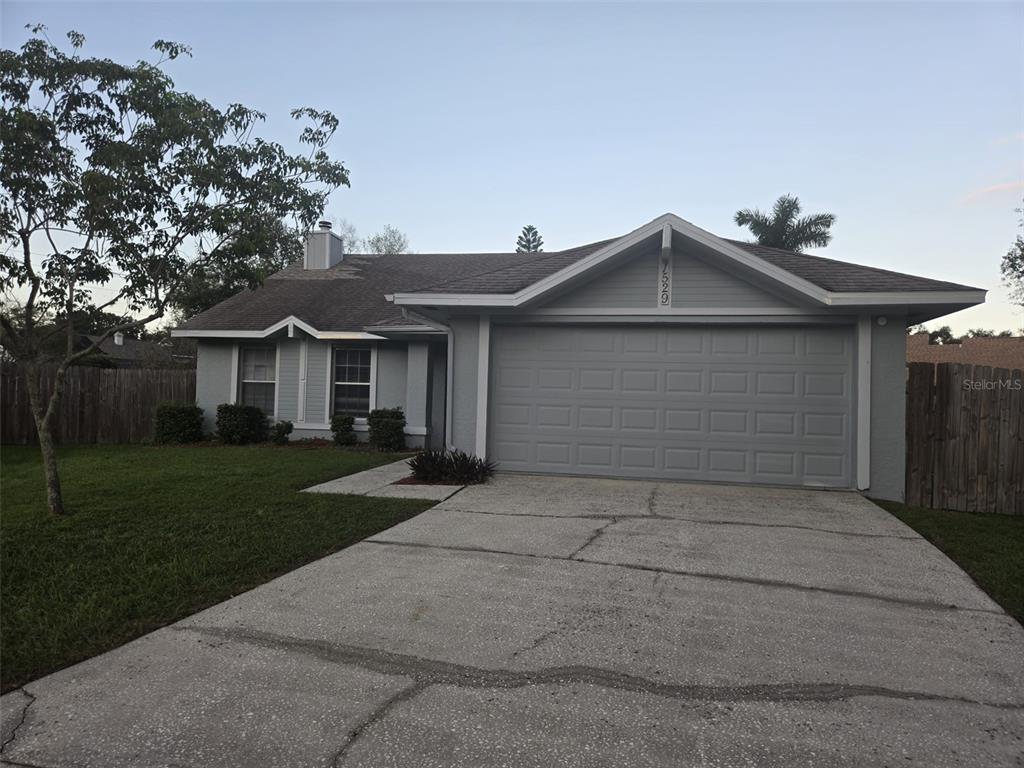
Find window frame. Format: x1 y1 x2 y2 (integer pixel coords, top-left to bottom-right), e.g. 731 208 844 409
331 344 376 421
237 344 278 418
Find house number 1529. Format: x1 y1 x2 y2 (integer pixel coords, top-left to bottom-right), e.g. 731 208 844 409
658 257 672 306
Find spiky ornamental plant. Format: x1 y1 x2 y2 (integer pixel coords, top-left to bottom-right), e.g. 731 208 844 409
734 194 836 252
0 26 349 513
516 224 544 253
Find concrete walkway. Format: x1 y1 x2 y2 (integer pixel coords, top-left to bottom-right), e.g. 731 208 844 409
2 476 1022 767
302 458 464 501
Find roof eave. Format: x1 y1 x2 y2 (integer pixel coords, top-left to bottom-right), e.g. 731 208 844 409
824 290 987 307
172 315 387 340
391 288 989 311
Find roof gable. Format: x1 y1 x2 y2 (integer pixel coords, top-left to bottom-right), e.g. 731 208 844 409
391 214 984 310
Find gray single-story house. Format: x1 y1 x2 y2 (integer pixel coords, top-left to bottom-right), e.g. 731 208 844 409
173 213 985 501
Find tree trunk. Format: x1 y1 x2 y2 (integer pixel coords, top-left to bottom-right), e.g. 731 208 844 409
24 364 66 515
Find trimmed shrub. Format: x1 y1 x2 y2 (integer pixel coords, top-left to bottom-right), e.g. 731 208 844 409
407 449 496 485
152 404 204 444
367 407 406 452
271 420 294 445
330 414 358 446
215 403 268 445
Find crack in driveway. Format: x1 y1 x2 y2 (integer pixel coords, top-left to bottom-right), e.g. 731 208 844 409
176 625 1023 712
330 681 427 767
362 539 1003 615
567 517 618 559
0 689 35 755
434 506 923 541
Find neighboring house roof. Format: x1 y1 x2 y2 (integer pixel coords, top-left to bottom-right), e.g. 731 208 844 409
82 335 195 367
174 213 984 336
907 333 1024 370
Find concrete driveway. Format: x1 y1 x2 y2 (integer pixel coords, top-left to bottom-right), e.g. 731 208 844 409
3 476 1023 767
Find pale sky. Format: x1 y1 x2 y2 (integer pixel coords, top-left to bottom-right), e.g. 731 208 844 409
3 1 1022 333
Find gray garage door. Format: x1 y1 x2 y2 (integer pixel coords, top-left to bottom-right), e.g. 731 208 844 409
489 325 854 488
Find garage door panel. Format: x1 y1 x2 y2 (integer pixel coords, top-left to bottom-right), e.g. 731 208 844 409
493 402 849 441
489 325 853 487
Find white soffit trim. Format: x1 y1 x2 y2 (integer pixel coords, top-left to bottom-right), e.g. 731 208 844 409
856 315 872 491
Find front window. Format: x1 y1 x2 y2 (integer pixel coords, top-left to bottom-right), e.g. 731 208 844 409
333 347 371 418
239 346 276 415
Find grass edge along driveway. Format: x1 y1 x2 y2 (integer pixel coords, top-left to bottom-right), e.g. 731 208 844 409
1 444 431 691
876 500 1024 625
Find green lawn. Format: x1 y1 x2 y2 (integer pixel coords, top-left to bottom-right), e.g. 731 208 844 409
876 500 1024 624
0 444 430 691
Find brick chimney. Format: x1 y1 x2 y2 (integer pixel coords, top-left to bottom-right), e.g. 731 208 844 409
303 220 345 270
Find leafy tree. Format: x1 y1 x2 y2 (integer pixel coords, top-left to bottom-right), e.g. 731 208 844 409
928 326 958 345
964 328 1015 338
0 26 348 514
734 194 835 252
999 198 1024 306
330 218 361 252
363 225 409 256
170 216 301 321
516 225 543 254
1002 237 1024 308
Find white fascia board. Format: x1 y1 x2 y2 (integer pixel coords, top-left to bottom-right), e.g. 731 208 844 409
824 290 987 306
529 307 827 317
363 325 446 335
315 331 387 340
391 293 519 307
172 315 386 341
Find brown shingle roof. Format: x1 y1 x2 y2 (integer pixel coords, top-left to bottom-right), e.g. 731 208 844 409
724 241 976 293
907 333 1024 370
176 241 611 332
177 231 982 333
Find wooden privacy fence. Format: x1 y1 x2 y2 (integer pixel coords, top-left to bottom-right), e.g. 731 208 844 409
1 364 196 445
906 362 1023 515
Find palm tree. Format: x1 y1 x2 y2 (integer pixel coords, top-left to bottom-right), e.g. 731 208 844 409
734 194 835 252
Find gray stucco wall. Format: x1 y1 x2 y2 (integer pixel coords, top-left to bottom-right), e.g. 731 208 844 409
276 339 301 421
429 342 447 450
304 341 330 425
869 318 907 501
404 341 430 431
449 317 480 453
195 340 234 432
375 343 408 412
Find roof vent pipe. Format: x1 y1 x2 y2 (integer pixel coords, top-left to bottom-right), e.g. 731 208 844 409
318 220 332 231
